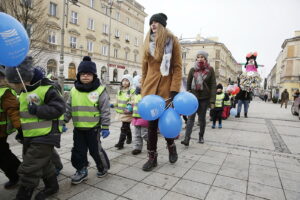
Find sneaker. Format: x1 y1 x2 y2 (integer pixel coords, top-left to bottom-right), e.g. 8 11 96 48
218 124 222 129
97 170 108 178
71 168 88 184
132 149 142 155
212 124 216 129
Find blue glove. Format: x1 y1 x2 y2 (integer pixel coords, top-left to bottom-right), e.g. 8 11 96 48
28 103 38 115
110 104 114 108
101 129 110 138
62 124 68 132
126 104 133 112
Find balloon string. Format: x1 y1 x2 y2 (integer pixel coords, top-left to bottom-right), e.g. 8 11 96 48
164 97 172 102
16 68 28 93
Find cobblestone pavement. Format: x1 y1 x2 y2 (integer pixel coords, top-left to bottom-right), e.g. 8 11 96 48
1 98 300 200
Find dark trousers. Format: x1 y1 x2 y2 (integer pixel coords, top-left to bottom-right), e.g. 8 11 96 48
18 142 55 188
0 137 20 182
71 128 104 172
184 99 210 140
147 120 174 151
212 108 223 125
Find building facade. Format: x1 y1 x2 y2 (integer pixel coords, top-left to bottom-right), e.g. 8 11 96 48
180 35 240 86
30 0 147 84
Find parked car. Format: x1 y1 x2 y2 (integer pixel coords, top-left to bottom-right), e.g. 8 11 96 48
291 97 300 120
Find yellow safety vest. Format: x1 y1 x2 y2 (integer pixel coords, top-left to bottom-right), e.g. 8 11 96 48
115 88 135 114
132 94 142 118
215 93 225 108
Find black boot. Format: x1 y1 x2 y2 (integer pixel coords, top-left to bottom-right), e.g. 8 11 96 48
181 138 189 146
35 175 59 200
167 143 178 164
126 129 132 144
16 186 34 200
115 132 126 149
244 113 248 118
142 151 157 171
235 113 240 118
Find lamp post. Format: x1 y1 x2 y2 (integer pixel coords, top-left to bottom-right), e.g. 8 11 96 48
58 0 78 92
182 47 190 76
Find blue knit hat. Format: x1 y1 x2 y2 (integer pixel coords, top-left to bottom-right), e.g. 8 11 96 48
78 56 97 75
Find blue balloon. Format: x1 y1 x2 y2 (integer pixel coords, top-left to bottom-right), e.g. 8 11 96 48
230 108 237 116
138 95 165 120
158 108 182 138
0 12 30 67
173 92 198 116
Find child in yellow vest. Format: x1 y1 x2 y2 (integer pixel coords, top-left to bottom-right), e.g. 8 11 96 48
212 83 229 128
112 74 135 149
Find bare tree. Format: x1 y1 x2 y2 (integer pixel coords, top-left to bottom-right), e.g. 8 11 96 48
0 0 48 64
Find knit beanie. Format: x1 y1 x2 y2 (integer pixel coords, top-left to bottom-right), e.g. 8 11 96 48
132 75 141 88
217 83 223 90
77 56 97 75
30 66 46 84
149 13 168 27
5 56 34 83
197 51 209 60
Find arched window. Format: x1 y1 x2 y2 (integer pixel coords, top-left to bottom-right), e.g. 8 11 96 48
113 68 118 82
46 59 57 78
133 71 137 77
124 69 128 75
101 66 107 82
68 63 76 80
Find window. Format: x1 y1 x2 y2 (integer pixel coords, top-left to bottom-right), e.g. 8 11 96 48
49 2 57 17
90 0 94 8
134 37 138 46
70 36 77 48
88 18 95 30
125 52 129 60
68 63 76 80
102 45 108 56
87 41 93 52
48 31 56 44
115 12 120 21
113 48 118 58
216 49 221 59
124 70 128 75
103 24 109 34
134 53 137 62
126 17 130 25
125 34 130 42
115 29 120 38
71 11 78 24
104 6 109 15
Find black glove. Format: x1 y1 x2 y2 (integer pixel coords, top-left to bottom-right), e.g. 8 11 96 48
15 128 24 144
135 87 141 95
170 91 178 100
28 103 38 115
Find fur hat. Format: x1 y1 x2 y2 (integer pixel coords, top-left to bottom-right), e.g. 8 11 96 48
197 50 209 60
77 56 97 75
149 13 168 27
216 83 223 90
5 56 34 83
121 74 133 88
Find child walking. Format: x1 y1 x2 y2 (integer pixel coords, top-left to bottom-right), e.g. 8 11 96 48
131 75 148 155
0 66 21 189
113 74 135 150
65 56 111 184
212 83 229 128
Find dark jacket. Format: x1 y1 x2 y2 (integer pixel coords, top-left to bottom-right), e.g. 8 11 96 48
0 87 21 138
187 67 216 103
281 91 289 101
236 90 252 101
23 78 66 148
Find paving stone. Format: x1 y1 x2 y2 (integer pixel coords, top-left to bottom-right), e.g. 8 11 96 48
278 169 300 182
199 155 225 165
285 190 300 200
249 164 278 177
250 157 276 168
85 167 108 185
281 178 300 193
192 161 221 174
172 158 197 169
68 187 117 200
213 175 247 193
156 164 189 177
179 151 202 161
94 174 137 195
161 191 198 200
247 182 285 200
204 150 228 159
123 182 168 200
117 166 151 181
171 179 210 199
111 155 142 165
206 186 246 200
107 161 130 175
246 195 269 200
142 172 179 190
183 169 216 185
229 149 251 157
251 152 274 161
219 166 248 180
275 161 300 173
55 179 91 200
249 172 282 188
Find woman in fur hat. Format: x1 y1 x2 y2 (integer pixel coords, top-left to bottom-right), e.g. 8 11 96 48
141 13 182 171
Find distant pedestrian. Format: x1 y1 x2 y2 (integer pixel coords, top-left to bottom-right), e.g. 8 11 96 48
235 88 251 118
264 93 268 102
280 89 289 108
293 89 300 101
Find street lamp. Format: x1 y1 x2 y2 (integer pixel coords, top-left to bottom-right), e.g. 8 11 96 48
182 47 190 76
58 0 79 92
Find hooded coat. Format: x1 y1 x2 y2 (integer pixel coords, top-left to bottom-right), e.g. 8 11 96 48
141 33 182 99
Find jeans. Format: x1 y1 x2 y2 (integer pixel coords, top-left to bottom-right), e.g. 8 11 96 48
237 100 249 114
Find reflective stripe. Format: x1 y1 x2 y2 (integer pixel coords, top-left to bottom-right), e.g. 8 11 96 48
72 106 99 112
73 116 100 123
20 111 35 118
22 121 52 130
0 121 6 125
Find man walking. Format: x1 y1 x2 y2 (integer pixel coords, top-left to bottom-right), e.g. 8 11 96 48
280 89 289 108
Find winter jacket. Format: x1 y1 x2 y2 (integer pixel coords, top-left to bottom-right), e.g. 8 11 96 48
0 87 21 138
114 87 134 123
22 78 66 148
236 89 252 101
141 34 182 99
65 79 110 130
186 67 216 104
281 91 289 101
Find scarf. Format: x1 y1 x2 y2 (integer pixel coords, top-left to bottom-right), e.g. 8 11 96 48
74 78 100 92
191 61 210 91
149 33 173 76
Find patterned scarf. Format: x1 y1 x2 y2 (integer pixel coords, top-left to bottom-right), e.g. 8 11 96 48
191 61 210 91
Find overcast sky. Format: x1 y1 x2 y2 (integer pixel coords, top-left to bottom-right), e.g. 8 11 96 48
136 0 300 78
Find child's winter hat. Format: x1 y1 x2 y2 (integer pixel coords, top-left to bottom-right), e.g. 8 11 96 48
30 66 46 85
149 13 168 27
121 74 133 87
78 56 97 75
216 83 223 90
196 51 209 60
5 56 34 83
132 75 141 88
